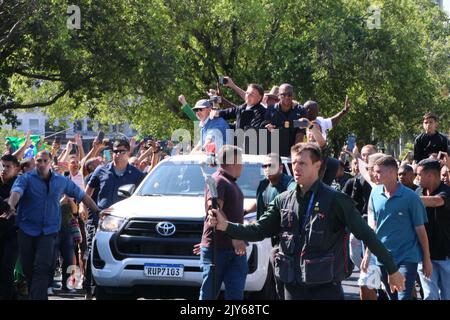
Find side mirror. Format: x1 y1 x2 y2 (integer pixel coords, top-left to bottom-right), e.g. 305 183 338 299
117 184 136 199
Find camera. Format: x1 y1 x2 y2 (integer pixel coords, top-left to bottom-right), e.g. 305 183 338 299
158 140 168 149
96 131 105 143
293 119 310 129
219 76 228 85
69 143 78 155
209 96 222 104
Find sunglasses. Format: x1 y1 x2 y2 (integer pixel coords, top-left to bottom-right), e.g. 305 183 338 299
279 93 292 97
36 158 49 163
261 164 272 168
112 149 128 155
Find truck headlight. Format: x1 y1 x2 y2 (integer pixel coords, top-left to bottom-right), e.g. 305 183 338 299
99 215 126 232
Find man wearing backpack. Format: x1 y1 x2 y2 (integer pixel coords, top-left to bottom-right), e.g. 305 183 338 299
208 142 405 299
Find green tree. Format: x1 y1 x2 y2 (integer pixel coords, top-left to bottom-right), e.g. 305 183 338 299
1 0 448 146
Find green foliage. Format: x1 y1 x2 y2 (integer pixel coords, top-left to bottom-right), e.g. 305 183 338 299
1 0 448 144
399 141 415 161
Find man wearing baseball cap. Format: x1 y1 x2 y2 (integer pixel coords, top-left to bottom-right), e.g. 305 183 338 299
191 99 230 153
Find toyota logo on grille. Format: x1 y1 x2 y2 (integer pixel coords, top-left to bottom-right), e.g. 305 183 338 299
155 221 176 236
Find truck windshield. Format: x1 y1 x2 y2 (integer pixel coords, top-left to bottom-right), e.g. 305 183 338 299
137 161 265 198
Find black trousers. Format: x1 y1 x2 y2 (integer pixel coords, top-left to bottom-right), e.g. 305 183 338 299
18 230 56 300
0 231 19 299
284 282 344 300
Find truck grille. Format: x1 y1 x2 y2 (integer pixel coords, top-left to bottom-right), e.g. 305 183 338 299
113 219 203 259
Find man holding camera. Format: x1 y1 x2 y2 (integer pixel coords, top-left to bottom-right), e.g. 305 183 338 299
211 83 267 131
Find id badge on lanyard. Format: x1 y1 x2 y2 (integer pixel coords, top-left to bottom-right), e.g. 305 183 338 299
300 193 315 231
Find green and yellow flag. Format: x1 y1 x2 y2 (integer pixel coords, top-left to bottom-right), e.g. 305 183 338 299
5 135 49 156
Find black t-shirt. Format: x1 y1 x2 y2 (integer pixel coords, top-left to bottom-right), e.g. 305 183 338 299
345 174 372 215
217 103 267 130
413 131 449 162
265 103 307 156
0 176 17 236
418 183 450 260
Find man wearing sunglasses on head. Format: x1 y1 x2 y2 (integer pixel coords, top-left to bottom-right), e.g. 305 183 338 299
0 150 100 300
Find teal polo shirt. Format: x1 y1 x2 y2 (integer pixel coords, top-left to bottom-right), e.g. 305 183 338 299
370 183 427 265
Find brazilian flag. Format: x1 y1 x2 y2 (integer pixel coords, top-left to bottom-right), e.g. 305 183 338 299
6 135 50 156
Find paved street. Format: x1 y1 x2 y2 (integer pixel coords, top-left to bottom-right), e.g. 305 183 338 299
48 271 361 300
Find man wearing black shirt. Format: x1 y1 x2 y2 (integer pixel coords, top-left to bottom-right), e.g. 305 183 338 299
213 83 267 130
212 83 267 154
413 112 448 163
344 145 376 215
265 84 307 157
416 159 450 300
0 155 21 299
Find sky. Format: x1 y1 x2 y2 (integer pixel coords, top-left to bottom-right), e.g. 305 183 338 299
444 0 450 14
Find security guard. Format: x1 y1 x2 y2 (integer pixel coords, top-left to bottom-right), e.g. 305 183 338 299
208 142 406 300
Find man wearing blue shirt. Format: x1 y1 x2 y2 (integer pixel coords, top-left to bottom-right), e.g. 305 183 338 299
362 155 432 300
85 139 145 212
1 150 99 300
83 139 145 298
191 99 230 153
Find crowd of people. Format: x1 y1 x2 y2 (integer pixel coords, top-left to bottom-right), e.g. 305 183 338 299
0 75 448 300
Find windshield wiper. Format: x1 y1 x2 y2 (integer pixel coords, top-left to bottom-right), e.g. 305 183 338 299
140 194 163 196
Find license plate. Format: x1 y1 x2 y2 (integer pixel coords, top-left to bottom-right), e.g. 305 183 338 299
144 263 184 278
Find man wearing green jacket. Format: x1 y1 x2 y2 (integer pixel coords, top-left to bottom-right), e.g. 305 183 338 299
208 142 406 300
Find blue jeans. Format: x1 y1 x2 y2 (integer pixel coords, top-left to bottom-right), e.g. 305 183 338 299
380 262 418 300
418 259 450 300
49 229 75 289
199 246 248 300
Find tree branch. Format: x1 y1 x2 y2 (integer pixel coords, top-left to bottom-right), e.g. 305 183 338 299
183 39 217 82
226 21 239 71
14 68 63 81
1 87 70 112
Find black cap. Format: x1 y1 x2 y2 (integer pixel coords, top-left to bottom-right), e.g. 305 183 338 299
417 158 441 173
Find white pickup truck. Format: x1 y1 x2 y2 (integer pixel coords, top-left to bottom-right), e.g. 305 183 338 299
92 154 291 299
